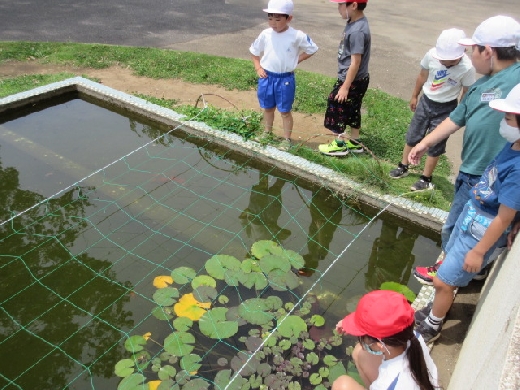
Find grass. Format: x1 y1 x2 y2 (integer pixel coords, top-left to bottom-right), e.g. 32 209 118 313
0 41 453 210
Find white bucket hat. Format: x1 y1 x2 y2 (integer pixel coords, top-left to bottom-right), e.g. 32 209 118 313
459 15 520 49
432 28 467 61
489 84 520 115
263 0 294 15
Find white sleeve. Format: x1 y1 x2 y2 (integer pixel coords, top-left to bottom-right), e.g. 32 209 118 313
249 31 265 56
298 31 319 55
419 50 432 70
461 66 476 87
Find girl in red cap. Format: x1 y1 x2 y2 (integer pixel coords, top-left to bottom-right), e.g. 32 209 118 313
333 290 439 390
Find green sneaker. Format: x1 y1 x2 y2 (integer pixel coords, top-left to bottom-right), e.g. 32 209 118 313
278 139 292 151
318 139 349 156
345 139 364 153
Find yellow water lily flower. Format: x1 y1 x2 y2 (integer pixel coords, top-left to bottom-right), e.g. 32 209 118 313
148 380 161 390
142 332 152 341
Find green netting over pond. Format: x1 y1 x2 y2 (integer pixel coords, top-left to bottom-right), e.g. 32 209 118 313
0 97 440 390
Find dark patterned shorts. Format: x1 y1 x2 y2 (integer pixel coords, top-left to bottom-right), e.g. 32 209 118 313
324 75 370 134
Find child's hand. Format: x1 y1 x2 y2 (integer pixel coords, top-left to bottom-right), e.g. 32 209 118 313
408 143 428 165
409 97 418 112
335 320 345 334
507 221 520 250
334 87 349 102
463 249 484 273
255 67 267 78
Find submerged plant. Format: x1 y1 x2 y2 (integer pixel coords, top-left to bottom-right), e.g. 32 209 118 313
115 240 359 389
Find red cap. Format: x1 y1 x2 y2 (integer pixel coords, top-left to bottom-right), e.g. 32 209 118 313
341 290 414 339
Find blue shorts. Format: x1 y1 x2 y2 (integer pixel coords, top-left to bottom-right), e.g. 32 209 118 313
437 201 507 287
257 71 295 113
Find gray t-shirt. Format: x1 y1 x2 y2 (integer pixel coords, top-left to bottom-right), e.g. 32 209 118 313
337 16 371 81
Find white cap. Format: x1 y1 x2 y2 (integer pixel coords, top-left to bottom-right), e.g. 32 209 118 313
263 0 294 15
432 28 467 60
489 83 520 115
459 16 520 49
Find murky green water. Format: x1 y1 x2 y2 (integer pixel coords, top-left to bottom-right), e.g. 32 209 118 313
0 96 440 389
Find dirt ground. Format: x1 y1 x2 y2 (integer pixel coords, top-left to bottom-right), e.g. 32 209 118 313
0 61 334 148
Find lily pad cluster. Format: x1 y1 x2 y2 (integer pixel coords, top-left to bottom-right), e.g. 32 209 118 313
115 240 356 389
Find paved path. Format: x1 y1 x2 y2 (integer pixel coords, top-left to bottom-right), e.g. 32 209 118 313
1 0 518 173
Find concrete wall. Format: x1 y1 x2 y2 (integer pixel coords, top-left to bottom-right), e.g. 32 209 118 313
448 239 520 390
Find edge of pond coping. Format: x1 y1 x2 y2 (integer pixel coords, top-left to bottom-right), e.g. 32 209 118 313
0 76 438 305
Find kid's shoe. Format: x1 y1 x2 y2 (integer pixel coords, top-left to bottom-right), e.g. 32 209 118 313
318 139 349 156
413 261 443 285
472 266 490 281
415 320 442 344
411 175 434 191
414 302 433 325
345 139 364 153
389 163 409 179
278 139 292 151
253 132 273 143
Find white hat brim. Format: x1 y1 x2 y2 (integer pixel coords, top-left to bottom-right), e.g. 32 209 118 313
458 38 476 46
489 99 520 114
431 51 464 61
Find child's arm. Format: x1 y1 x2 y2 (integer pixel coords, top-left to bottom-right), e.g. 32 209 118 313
251 55 267 78
464 204 517 273
335 54 361 102
410 68 428 112
298 52 314 64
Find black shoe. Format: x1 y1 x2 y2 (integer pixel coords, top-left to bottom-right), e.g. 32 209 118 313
414 302 432 325
411 175 434 191
415 320 442 344
389 163 409 179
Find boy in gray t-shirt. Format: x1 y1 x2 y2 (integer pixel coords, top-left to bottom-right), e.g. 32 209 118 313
319 0 371 156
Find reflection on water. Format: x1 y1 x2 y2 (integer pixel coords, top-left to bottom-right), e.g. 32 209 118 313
0 96 441 389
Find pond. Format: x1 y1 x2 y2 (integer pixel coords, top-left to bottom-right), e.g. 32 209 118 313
0 92 441 389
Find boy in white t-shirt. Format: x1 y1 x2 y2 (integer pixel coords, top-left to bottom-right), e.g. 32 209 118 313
249 0 318 151
389 29 475 191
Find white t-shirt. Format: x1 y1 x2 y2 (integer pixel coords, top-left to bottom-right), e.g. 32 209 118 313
249 26 318 73
420 48 475 103
370 335 438 390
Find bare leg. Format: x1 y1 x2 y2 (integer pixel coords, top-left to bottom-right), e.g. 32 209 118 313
331 375 365 390
281 111 293 140
263 108 275 133
401 144 413 165
350 127 360 140
423 155 440 177
432 276 457 318
352 343 382 387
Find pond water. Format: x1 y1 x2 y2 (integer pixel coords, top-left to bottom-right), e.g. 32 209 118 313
0 95 441 389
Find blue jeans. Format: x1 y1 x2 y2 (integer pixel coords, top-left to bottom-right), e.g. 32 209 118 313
441 171 481 252
437 201 507 287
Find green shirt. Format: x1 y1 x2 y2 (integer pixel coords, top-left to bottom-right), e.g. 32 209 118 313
450 63 520 176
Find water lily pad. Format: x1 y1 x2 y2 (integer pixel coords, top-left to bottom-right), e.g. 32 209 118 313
124 335 147 353
157 380 179 390
132 350 151 370
191 275 216 289
268 269 299 291
323 355 339 366
174 293 211 321
164 332 195 357
181 378 209 390
288 382 301 390
115 359 135 378
151 306 174 321
170 267 196 285
310 315 325 327
215 369 247 390
158 365 177 381
306 352 319 365
309 373 322 385
180 354 202 373
245 336 263 351
329 361 348 383
238 270 268 290
173 317 193 332
346 360 363 385
199 307 239 339
259 254 291 274
380 282 417 303
277 315 307 338
281 249 305 269
241 259 262 273
218 294 229 304
224 269 242 287
117 373 145 390
192 286 217 303
153 275 174 289
205 254 241 280
238 298 275 325
251 240 283 259
303 339 316 350
153 287 179 307
230 352 258 377
319 367 330 378
257 363 271 377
